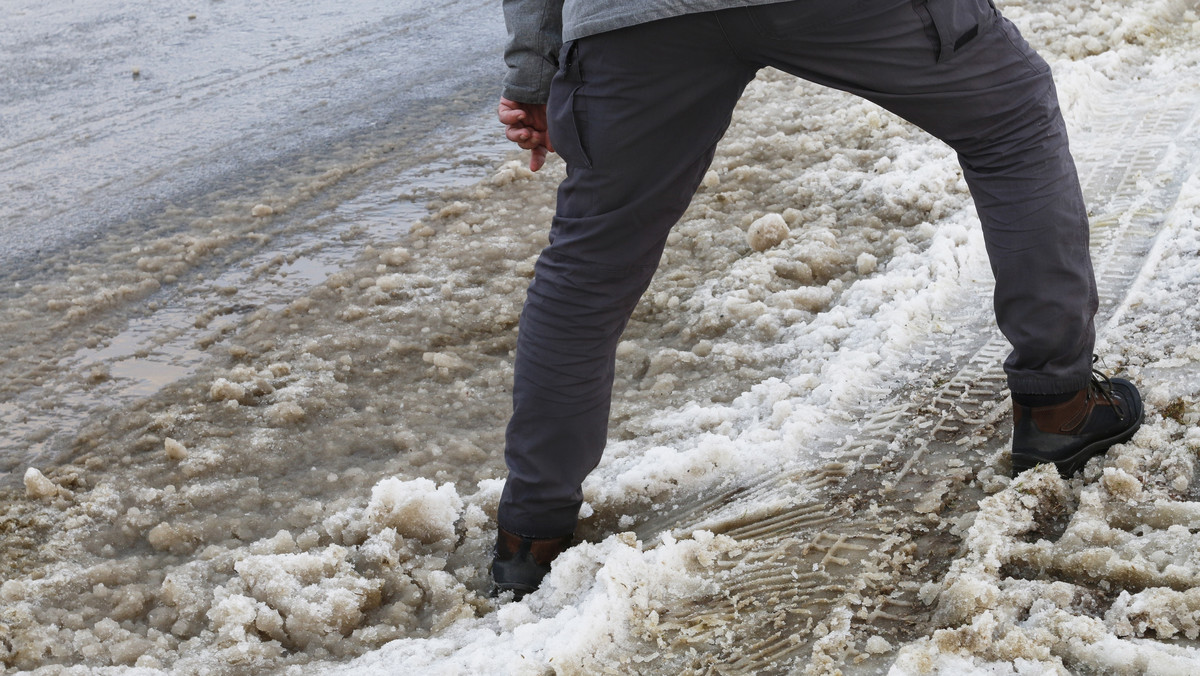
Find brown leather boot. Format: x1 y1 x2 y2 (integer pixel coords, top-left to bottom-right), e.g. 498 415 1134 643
1011 371 1143 478
490 528 573 600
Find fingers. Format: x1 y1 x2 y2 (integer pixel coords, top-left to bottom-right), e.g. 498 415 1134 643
499 99 548 129
497 105 527 127
504 125 530 145
505 126 549 150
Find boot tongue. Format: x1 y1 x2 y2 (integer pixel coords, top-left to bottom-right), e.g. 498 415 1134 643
1030 388 1091 434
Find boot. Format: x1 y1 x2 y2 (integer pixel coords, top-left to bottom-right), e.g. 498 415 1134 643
1011 370 1143 478
490 528 573 600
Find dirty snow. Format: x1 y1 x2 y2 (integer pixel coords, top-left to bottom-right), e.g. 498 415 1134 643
2 0 1200 674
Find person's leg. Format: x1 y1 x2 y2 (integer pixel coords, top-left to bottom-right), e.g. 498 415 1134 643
498 15 759 540
726 0 1096 395
721 0 1139 475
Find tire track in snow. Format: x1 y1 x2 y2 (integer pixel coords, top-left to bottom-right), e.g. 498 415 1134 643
625 72 1200 674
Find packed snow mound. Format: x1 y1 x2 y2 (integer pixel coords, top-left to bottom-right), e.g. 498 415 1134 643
894 172 1200 676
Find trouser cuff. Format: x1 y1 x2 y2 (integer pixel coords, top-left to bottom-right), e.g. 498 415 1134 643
1007 373 1092 396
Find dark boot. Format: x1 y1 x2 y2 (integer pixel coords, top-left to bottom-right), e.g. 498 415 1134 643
490 528 573 600
1011 371 1143 478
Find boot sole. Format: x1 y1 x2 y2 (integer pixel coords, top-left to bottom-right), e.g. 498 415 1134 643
491 581 538 600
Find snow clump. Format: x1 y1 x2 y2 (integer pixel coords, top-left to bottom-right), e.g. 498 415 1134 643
747 212 790 251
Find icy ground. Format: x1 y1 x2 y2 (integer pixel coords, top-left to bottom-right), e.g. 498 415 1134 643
3 1 1200 674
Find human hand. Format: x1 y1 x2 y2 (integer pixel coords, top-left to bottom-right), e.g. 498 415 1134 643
498 97 554 172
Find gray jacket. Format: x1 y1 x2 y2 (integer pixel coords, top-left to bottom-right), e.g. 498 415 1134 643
502 0 789 103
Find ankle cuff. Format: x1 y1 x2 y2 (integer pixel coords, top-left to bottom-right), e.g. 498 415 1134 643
1012 390 1078 407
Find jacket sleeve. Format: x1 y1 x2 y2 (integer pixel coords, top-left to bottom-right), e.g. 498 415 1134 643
501 0 565 104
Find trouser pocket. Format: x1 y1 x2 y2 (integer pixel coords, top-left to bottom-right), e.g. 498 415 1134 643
913 0 997 62
547 41 592 169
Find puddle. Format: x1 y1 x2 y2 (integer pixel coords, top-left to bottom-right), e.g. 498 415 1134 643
0 117 510 485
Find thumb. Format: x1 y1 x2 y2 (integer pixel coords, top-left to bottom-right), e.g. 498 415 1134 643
530 146 547 172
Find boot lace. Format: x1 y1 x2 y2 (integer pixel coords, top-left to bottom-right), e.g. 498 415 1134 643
1088 356 1123 414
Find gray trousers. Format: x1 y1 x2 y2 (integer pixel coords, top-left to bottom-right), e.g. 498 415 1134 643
500 0 1098 537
